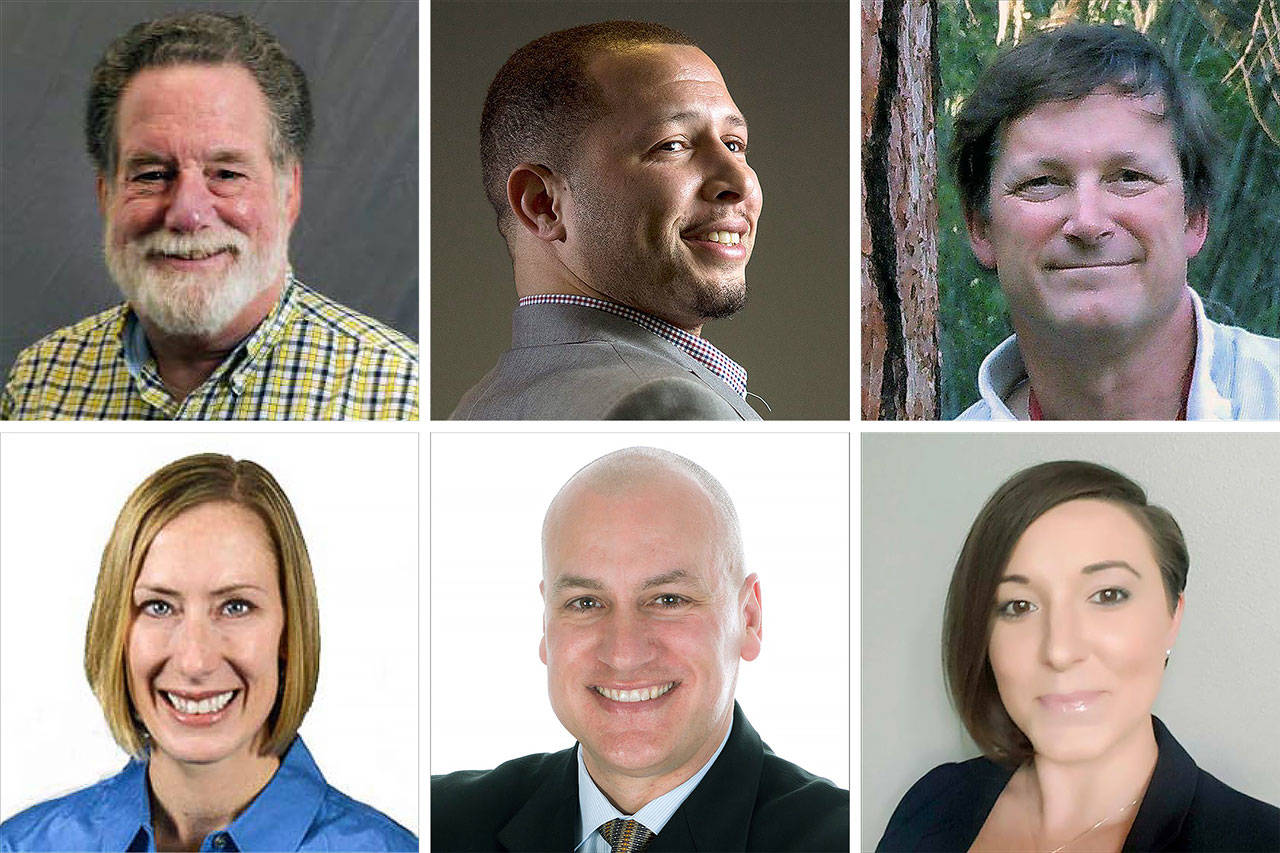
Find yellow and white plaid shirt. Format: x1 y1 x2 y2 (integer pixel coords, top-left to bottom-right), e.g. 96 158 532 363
2 275 418 420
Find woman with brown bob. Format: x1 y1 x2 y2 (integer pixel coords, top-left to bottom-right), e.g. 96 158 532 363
878 461 1278 852
0 454 416 852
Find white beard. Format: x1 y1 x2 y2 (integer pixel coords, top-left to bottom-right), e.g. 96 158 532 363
104 210 289 339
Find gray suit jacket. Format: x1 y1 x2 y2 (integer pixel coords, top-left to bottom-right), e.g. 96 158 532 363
450 304 762 420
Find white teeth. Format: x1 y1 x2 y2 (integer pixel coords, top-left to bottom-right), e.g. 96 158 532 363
698 230 741 245
594 682 676 703
166 690 235 715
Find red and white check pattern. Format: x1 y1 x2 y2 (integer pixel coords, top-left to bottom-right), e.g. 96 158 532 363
517 294 749 398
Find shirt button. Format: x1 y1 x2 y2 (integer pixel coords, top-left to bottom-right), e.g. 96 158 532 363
212 834 227 849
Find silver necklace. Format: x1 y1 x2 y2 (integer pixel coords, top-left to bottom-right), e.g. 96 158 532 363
1046 794 1141 853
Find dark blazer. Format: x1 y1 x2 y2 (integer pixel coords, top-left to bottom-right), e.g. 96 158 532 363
877 716 1280 852
431 703 848 851
449 303 763 420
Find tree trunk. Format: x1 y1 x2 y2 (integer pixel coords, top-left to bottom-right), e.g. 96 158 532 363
862 0 941 419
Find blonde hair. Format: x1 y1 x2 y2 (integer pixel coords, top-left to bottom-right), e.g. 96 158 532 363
84 453 319 758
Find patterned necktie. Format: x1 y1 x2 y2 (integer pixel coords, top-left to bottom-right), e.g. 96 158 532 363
598 818 655 853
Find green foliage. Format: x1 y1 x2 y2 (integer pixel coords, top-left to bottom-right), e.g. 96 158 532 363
936 0 1280 417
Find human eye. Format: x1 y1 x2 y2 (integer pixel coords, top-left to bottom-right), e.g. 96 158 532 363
724 137 748 154
650 593 691 609
131 170 171 184
1089 587 1131 606
140 599 173 617
212 168 245 181
566 596 603 612
221 598 255 617
995 599 1037 620
653 138 690 154
1013 175 1066 199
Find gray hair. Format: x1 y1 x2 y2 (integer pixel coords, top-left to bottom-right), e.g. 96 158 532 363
86 12 312 179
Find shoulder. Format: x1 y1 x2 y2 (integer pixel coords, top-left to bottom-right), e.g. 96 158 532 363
1180 768 1280 851
877 758 1010 852
288 281 419 363
749 751 849 851
431 750 567 811
303 784 418 852
6 305 126 376
1204 316 1280 414
0 768 130 851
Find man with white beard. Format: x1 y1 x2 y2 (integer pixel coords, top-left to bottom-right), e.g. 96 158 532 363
2 12 418 420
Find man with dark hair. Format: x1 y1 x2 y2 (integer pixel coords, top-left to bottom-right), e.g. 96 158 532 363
431 448 848 850
451 21 764 420
950 23 1278 420
3 12 418 420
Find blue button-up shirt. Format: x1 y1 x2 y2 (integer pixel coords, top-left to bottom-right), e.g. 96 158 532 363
0 738 417 852
958 286 1280 420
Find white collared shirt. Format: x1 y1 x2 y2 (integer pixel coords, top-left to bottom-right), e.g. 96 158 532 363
573 719 733 853
957 286 1280 420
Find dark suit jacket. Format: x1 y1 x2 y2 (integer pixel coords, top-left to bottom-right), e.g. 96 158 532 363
450 303 763 420
431 703 848 851
877 716 1280 852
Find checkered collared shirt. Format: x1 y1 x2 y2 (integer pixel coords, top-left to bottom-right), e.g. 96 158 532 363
516 294 749 398
2 275 418 420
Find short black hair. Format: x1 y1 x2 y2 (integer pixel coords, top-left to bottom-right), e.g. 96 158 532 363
479 20 698 241
950 23 1220 219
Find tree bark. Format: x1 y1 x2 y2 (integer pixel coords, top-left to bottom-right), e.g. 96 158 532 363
861 0 941 419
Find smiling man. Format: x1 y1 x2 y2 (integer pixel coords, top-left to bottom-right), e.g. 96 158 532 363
431 448 848 851
951 24 1279 420
2 12 417 420
450 22 764 420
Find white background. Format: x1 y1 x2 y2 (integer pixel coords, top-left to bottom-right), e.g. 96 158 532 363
0 432 419 835
430 432 851 789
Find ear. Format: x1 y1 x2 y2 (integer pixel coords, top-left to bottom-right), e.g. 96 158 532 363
538 579 549 665
1183 206 1209 259
507 163 568 243
284 162 302 229
96 174 109 216
965 206 998 270
738 573 763 662
1164 592 1184 652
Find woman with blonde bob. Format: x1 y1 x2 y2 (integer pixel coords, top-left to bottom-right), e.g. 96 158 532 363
878 461 1278 852
0 454 416 852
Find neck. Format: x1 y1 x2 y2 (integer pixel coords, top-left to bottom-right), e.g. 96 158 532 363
1015 289 1195 420
582 710 730 815
139 275 285 401
147 746 280 852
1021 717 1157 846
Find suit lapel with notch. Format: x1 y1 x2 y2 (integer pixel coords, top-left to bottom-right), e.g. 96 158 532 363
495 746 579 852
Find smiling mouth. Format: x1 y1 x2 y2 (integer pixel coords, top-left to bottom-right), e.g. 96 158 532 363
147 248 235 262
592 682 678 703
163 689 238 715
1046 261 1134 270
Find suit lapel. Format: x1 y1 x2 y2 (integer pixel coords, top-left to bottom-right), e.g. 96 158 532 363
496 745 579 852
650 703 763 852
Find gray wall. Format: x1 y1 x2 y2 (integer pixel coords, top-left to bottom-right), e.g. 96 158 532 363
430 0 849 420
0 0 418 378
861 432 1280 850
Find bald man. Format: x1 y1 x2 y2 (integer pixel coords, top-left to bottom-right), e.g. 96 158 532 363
431 448 848 851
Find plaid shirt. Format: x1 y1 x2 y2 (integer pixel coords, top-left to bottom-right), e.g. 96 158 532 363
2 275 418 420
516 294 749 398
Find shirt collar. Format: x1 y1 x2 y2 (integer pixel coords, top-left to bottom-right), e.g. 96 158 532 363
516 294 749 398
119 271 303 398
107 736 326 852
574 717 734 851
973 285 1232 420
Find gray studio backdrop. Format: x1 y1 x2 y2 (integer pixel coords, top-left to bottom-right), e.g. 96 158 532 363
860 432 1280 851
0 0 418 377
430 0 849 420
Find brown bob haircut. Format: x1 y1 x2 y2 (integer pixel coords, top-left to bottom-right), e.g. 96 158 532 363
84 453 319 759
943 460 1188 767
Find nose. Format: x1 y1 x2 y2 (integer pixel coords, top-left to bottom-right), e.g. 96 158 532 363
1061 181 1114 245
700 144 758 205
164 168 217 233
173 614 218 679
596 608 657 672
1041 603 1087 671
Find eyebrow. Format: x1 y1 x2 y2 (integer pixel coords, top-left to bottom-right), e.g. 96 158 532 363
642 110 748 133
551 569 703 596
122 148 255 171
134 583 267 598
1000 560 1143 585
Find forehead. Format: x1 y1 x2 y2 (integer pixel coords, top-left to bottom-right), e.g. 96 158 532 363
543 474 725 589
115 63 271 159
586 43 740 126
1006 499 1157 577
137 501 277 587
997 88 1177 168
